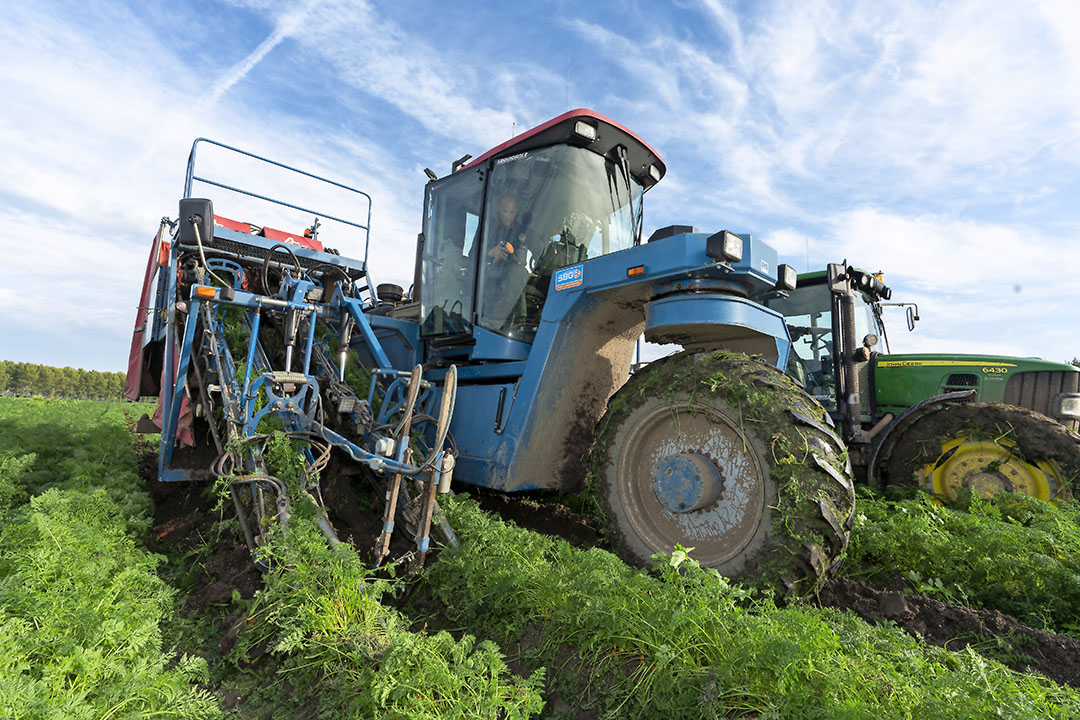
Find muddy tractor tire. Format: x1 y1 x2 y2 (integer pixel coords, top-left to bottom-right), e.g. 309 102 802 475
884 403 1080 503
592 351 856 596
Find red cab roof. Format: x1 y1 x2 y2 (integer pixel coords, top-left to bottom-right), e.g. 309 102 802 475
456 108 665 186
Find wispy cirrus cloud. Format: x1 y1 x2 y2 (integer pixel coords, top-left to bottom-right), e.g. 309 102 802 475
265 0 562 153
0 1 434 368
565 0 1080 222
764 207 1080 357
556 0 1080 361
2 0 1079 370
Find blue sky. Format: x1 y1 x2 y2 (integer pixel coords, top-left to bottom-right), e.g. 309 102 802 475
2 0 1079 371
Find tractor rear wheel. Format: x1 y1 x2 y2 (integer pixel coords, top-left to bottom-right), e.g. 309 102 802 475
884 403 1080 502
592 351 856 596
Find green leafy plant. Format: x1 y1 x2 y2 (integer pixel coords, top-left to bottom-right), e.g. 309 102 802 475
419 496 1080 719
0 397 218 718
224 467 544 718
844 490 1080 636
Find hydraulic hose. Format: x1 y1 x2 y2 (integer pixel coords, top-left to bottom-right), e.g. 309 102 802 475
191 220 231 289
260 242 302 296
391 365 424 439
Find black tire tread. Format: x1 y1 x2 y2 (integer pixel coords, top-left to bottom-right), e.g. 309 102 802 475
590 351 856 596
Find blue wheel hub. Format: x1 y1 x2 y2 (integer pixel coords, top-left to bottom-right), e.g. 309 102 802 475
652 453 724 513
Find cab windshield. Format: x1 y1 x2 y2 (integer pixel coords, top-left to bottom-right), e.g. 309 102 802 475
478 144 642 342
766 282 837 408
418 144 642 342
419 167 484 337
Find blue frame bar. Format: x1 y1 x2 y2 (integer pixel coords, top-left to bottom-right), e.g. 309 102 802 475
242 310 262 401
160 296 203 474
310 421 433 478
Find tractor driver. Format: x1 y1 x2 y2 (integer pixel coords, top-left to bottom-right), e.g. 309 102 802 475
479 192 539 334
486 193 528 263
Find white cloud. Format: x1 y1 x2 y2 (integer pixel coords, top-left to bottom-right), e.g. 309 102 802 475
570 0 1080 221
765 208 1080 362
0 2 431 368
0 209 145 330
3 0 1080 374
279 0 550 151
825 208 1079 293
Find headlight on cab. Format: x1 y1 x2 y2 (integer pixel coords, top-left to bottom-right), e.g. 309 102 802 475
776 263 797 291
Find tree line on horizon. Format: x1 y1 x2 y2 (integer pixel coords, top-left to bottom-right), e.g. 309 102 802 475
2 358 1077 402
0 360 127 401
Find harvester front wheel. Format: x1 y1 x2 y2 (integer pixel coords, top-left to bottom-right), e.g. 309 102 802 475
593 352 855 596
884 403 1080 502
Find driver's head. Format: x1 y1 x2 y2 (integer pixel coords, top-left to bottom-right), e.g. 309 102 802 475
497 193 518 228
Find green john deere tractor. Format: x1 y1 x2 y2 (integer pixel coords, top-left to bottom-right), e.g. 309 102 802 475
764 262 1080 503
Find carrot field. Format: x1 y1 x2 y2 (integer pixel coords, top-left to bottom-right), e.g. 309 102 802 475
4 396 1080 719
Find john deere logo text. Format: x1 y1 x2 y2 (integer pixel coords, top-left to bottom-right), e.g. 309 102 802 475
555 264 584 291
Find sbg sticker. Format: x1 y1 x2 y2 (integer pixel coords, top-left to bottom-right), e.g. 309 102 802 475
554 264 584 291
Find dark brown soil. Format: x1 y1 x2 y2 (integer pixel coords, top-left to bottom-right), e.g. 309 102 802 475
461 486 602 549
140 446 263 614
816 577 1080 689
318 465 389 558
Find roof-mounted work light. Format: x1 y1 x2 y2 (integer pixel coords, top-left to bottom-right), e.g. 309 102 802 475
776 263 797 291
705 230 744 263
573 120 598 141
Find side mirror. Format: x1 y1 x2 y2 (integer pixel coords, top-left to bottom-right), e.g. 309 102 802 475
178 198 214 247
826 262 848 293
906 305 920 332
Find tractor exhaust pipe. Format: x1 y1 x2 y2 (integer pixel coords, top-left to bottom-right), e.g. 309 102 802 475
839 292 861 440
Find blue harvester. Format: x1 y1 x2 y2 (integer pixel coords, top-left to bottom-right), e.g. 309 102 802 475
128 110 853 585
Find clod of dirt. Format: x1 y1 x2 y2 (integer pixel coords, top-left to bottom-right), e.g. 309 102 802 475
221 689 245 710
218 612 246 655
817 577 1080 689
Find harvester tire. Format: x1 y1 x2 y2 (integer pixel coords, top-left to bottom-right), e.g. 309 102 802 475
884 403 1080 503
592 351 855 596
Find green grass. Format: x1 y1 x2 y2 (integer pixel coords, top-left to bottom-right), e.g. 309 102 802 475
842 489 1080 636
422 496 1080 719
0 397 218 718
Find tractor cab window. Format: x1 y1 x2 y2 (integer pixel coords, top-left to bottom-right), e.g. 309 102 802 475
854 291 887 352
766 282 837 409
477 144 642 343
420 168 484 336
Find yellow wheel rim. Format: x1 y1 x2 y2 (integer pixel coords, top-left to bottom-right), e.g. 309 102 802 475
917 435 1061 503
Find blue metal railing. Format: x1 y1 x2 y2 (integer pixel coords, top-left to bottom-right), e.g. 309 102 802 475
183 137 374 274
